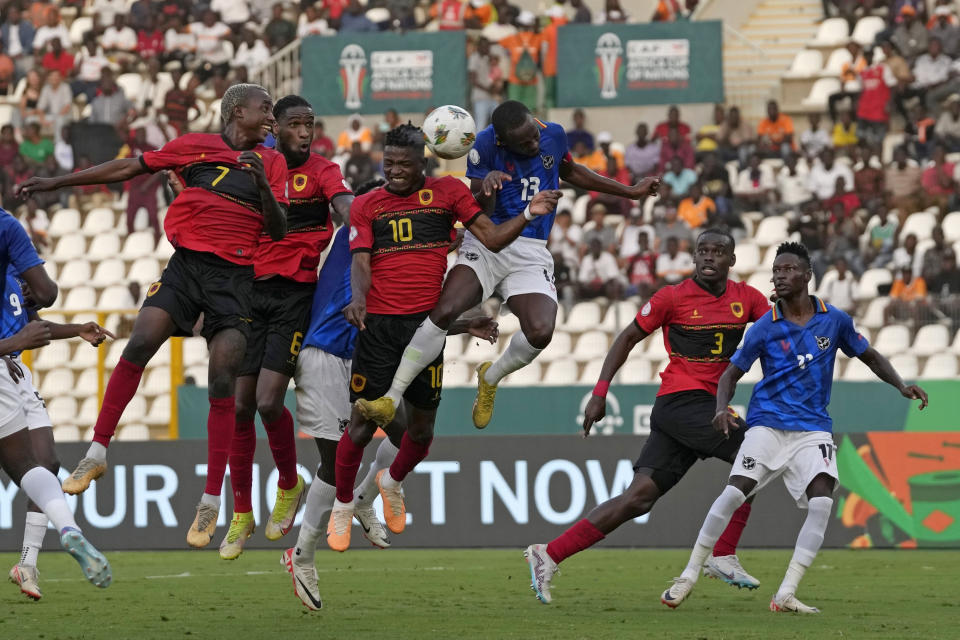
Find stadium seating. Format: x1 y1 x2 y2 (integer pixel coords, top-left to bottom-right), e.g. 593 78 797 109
48 209 81 238
912 324 950 357
808 18 850 47
91 259 128 288
442 361 471 387
920 353 958 379
501 361 541 386
542 360 578 385
571 331 609 362
801 78 842 110
874 324 911 357
121 232 157 260
857 268 894 300
851 16 885 47
900 211 937 242
562 302 604 332
82 208 117 237
619 358 652 384
52 233 86 263
538 332 573 363
820 48 853 79
88 232 122 261
754 216 790 248
58 259 91 289
784 50 823 78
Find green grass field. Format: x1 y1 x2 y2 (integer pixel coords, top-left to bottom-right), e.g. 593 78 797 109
1 549 957 639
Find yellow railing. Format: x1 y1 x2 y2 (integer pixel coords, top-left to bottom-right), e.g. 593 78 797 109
22 308 190 440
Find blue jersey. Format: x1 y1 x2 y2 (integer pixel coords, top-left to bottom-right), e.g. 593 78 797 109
465 120 570 241
0 269 28 357
0 210 43 301
302 227 356 359
730 296 869 433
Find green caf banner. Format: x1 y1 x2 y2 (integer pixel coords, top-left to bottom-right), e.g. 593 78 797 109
557 21 724 107
301 32 467 115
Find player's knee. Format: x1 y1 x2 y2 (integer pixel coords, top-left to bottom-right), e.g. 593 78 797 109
524 321 554 350
429 299 459 329
208 372 237 399
235 398 256 423
37 453 60 476
257 399 285 425
122 332 160 366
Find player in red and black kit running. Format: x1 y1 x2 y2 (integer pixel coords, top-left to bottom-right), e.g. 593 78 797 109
16 83 289 549
326 123 562 552
523 228 772 604
220 95 354 560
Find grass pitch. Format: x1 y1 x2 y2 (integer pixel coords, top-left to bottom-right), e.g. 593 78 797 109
0 548 956 639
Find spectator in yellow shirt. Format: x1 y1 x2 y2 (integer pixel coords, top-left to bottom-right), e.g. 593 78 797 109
832 110 859 151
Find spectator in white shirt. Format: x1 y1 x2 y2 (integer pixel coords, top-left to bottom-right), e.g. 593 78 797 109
71 34 109 100
92 0 129 29
655 236 694 286
165 16 196 65
190 10 232 68
37 69 72 132
734 153 776 211
806 147 854 202
777 152 812 209
618 213 656 260
818 256 858 314
799 113 831 160
233 28 271 74
892 232 924 274
913 37 953 108
211 0 252 32
102 14 138 67
578 238 624 300
548 208 582 271
299 6 334 37
32 8 69 54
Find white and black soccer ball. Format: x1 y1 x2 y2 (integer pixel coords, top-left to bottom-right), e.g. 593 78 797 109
423 105 477 160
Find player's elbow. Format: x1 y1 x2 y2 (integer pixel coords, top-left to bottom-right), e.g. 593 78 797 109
33 281 58 308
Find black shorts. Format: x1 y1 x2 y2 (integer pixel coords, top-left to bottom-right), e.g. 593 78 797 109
239 277 316 378
349 312 443 411
142 248 254 342
634 390 747 495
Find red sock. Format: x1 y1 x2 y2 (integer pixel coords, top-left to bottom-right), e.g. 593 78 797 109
545 518 605 565
204 397 236 496
92 357 145 447
388 432 432 483
334 432 365 503
229 419 256 513
264 408 298 490
713 501 752 557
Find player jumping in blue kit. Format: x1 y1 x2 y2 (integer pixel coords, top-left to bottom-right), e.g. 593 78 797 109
358 100 660 429
661 242 928 614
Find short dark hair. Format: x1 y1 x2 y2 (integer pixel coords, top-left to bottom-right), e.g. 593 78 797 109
697 227 736 251
491 100 531 138
384 123 425 150
273 94 312 120
776 241 811 268
354 178 386 196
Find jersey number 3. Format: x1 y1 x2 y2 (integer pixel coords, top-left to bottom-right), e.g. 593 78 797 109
520 177 540 201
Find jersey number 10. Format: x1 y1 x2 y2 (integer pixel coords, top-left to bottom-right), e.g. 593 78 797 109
388 218 413 242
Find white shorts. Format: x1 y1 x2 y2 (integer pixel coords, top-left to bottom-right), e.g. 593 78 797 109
732 426 839 508
14 357 51 430
294 346 351 441
0 363 27 439
455 232 557 302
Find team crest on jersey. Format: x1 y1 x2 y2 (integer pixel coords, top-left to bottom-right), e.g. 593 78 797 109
419 189 434 205
350 374 367 393
146 282 162 297
468 149 480 165
741 456 756 471
641 302 651 317
730 302 744 318
541 154 555 170
338 418 349 434
292 173 308 192
462 250 479 261
349 226 358 241
816 336 831 351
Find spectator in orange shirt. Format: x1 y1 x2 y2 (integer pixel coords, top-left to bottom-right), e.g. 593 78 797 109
677 182 715 229
652 0 698 21
885 266 930 324
336 114 373 155
756 99 795 158
540 5 566 110
500 11 542 112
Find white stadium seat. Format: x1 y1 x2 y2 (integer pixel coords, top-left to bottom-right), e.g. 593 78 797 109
859 296 889 329
98 284 135 308
151 342 171 367
48 208 81 237
572 330 608 362
942 211 960 243
184 365 207 385
802 78 842 110
53 425 81 442
731 242 760 275
920 353 958 379
63 286 96 310
912 324 950 357
52 233 86 262
542 360 577 385
619 358 652 384
562 302 604 332
900 211 937 242
538 332 572 363
500 361 541 386
46 396 78 426
183 337 208 366
843 357 874 381
118 423 151 440
88 232 121 260
77 396 100 426
441 361 471 387
809 18 850 47
105 338 129 367
120 231 156 260
145 396 171 426
70 339 100 370
72 368 100 398
601 300 639 332
851 16 885 46
462 335 499 364
33 341 70 371
69 16 93 45
741 360 764 383
128 257 161 285
58 258 92 289
39 369 73 400
82 207 116 236
857 268 893 300
118 396 148 424
496 311 521 335
143 366 170 396
784 50 823 78
116 73 143 102
579 358 604 384
889 354 918 380
91 258 127 288
754 216 789 248
154 235 175 261
874 324 911 357
820 47 853 78
746 271 773 296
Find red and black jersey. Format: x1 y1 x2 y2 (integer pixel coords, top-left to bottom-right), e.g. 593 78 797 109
140 133 289 265
253 153 352 281
634 278 770 396
350 175 482 315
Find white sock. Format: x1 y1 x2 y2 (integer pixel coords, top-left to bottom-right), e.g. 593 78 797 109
293 477 336 565
200 493 221 509
385 317 447 405
333 498 354 510
776 496 832 599
86 442 107 462
381 470 400 490
355 437 400 506
484 330 542 386
681 485 747 581
20 511 48 568
20 467 79 534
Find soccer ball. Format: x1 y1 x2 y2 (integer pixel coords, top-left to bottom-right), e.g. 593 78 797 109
423 105 477 160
